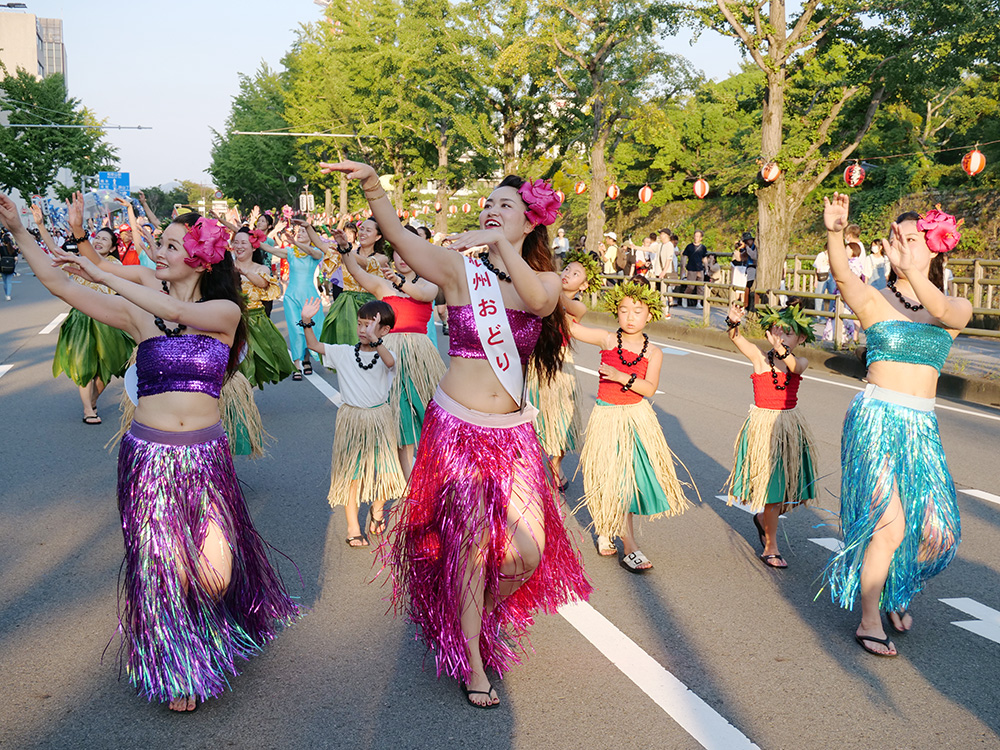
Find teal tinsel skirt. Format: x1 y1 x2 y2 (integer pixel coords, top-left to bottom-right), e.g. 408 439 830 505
318 290 375 346
825 390 960 612
52 307 135 387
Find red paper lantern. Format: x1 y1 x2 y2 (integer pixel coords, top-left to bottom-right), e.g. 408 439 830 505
844 163 866 187
422 206 429 215
760 162 781 183
397 209 404 218
607 183 620 200
555 190 565 204
434 201 442 212
448 205 457 215
638 185 653 204
403 210 410 220
962 148 986 177
462 202 471 214
574 181 587 195
693 178 709 199
477 196 487 209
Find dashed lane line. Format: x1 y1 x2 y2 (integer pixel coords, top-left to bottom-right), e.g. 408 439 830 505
939 598 1000 645
959 489 1000 506
0 364 12 380
39 313 68 334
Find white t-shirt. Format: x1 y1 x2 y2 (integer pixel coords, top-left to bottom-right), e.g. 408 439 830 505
321 344 396 408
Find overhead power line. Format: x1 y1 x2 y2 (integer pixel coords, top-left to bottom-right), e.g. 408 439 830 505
7 124 151 130
231 130 372 138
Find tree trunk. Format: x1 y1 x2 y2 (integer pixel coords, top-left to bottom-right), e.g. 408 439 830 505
585 96 609 256
434 121 450 236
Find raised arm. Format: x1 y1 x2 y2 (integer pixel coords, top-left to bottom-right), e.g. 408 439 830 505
726 302 767 367
380 263 439 303
823 194 878 322
287 232 324 260
137 191 160 227
67 193 154 285
562 294 587 322
569 319 613 348
341 246 393 298
319 161 463 289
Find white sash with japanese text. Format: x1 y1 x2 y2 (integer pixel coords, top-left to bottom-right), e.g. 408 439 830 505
464 254 525 407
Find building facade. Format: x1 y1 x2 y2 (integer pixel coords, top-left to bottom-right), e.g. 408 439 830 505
0 13 67 83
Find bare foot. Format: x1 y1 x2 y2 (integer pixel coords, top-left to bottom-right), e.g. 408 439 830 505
168 696 197 712
889 610 913 633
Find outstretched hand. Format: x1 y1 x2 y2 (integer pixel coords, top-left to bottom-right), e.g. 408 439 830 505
727 301 746 324
318 160 378 186
884 221 916 277
444 229 500 254
0 194 25 231
52 251 104 284
302 296 322 321
823 193 850 233
765 328 788 353
361 313 382 343
67 191 85 229
30 201 44 226
380 263 402 285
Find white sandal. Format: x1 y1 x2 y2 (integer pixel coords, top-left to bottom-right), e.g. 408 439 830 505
620 550 653 574
597 535 617 556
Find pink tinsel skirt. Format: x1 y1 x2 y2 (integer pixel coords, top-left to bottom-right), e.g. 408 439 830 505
385 387 591 681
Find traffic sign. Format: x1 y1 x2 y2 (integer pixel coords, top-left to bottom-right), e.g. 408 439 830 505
97 171 130 196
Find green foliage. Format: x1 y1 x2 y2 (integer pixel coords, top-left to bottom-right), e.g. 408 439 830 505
0 69 118 201
208 64 300 211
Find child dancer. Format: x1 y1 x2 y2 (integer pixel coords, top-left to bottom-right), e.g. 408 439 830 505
724 300 818 568
301 297 406 547
572 280 692 572
527 249 601 488
335 235 446 478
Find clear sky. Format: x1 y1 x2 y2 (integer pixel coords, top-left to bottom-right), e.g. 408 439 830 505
6 1 745 190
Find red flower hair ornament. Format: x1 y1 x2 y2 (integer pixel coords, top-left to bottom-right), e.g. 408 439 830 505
249 228 267 249
183 217 229 270
518 179 561 227
917 207 963 254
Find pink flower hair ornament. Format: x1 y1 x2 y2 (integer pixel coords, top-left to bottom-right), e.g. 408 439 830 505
249 228 268 249
182 217 230 270
917 206 963 254
518 179 561 226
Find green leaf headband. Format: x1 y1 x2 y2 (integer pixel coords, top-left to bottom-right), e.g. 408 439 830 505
601 281 664 322
564 249 602 290
756 304 816 343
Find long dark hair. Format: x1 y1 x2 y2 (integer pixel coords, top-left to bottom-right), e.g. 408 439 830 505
96 227 121 261
887 211 945 292
172 213 248 377
359 218 386 257
497 175 568 383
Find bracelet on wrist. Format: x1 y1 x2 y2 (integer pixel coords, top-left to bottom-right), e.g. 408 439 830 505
391 278 405 291
774 346 792 359
297 320 315 328
337 244 351 255
70 233 89 245
725 317 740 329
621 373 638 392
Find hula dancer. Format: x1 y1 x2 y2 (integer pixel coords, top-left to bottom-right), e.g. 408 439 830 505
0 194 299 711
335 231 446 477
301 297 405 547
232 227 296 387
724 300 818 569
572 279 692 572
310 218 388 345
526 249 600 489
33 204 134 425
320 159 590 709
822 194 970 657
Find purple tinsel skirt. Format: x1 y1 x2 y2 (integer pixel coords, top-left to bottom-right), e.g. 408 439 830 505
117 421 299 701
385 388 592 682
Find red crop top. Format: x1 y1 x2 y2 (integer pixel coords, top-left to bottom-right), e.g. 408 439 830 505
751 371 801 410
597 349 647 405
385 295 433 334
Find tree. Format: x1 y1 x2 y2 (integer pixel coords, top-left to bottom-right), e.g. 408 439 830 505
542 0 686 254
209 64 300 210
0 69 118 201
692 0 999 289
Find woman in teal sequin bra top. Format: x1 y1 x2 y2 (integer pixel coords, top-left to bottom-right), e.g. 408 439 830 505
821 193 972 658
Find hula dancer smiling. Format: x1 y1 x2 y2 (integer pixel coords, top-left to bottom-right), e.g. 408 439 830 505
301 297 406 548
724 300 818 569
526 248 601 489
572 279 692 572
822 194 970 657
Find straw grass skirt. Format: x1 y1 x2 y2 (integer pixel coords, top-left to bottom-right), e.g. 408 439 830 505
383 331 446 446
527 349 584 457
327 402 406 507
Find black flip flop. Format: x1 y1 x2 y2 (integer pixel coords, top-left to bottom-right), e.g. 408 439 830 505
345 535 369 548
759 554 787 569
888 610 912 634
855 633 897 657
461 682 499 709
83 414 102 425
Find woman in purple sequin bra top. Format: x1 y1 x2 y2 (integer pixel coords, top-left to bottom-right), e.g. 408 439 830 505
319 161 591 710
0 194 298 712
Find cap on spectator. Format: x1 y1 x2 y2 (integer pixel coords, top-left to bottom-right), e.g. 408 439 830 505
741 231 755 241
605 231 617 240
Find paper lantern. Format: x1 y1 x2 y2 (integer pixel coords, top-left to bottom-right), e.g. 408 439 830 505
397 209 404 218
448 205 457 215
962 149 986 177
760 162 781 183
403 210 410 220
555 190 565 204
693 178 709 199
462 203 471 213
638 185 653 204
843 163 865 187
607 184 620 200
574 181 586 195
477 196 487 209
434 201 442 212
422 206 429 215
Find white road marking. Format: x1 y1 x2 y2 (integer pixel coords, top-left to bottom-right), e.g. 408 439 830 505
39 313 68 334
808 538 844 552
713 494 785 518
939 598 1000 645
661 346 689 356
959 489 1000 506
574 365 665 395
559 600 759 749
648 337 1000 424
306 371 343 407
0 364 12 380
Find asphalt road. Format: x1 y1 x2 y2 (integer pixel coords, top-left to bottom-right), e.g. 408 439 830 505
2 274 999 750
